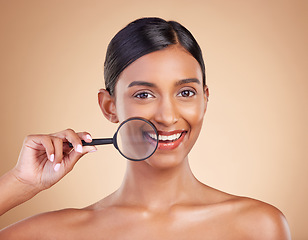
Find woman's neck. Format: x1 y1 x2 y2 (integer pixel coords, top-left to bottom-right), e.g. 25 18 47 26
114 157 203 210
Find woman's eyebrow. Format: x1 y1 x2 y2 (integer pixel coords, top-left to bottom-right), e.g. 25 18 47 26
128 81 157 88
175 78 201 86
127 78 200 88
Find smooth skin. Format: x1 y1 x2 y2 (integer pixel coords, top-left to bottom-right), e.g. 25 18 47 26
0 45 291 239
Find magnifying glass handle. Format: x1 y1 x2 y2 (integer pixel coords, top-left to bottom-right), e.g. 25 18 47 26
68 138 113 147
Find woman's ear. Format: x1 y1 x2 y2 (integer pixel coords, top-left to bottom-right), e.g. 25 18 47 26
203 85 209 113
204 85 209 102
98 89 119 123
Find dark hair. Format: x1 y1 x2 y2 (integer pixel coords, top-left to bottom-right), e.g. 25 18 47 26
104 17 206 95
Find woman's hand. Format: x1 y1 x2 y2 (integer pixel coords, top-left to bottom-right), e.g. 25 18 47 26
11 129 97 192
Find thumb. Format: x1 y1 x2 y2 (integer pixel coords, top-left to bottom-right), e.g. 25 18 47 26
82 145 98 154
61 146 97 173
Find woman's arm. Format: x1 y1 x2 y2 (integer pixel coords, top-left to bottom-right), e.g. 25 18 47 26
0 170 40 216
0 129 97 216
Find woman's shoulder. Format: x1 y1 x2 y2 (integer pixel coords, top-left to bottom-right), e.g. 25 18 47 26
0 192 120 239
217 194 291 239
194 185 290 239
0 208 95 239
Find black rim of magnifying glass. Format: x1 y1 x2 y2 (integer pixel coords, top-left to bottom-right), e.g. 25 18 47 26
113 117 159 161
68 117 159 161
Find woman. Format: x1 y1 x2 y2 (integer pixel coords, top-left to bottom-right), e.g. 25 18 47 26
0 17 290 239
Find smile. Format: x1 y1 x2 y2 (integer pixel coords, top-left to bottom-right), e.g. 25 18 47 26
145 130 187 151
148 132 182 142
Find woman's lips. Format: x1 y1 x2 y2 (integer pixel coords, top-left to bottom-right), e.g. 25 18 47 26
146 130 187 150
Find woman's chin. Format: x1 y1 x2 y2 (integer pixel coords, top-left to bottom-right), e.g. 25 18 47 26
141 152 189 170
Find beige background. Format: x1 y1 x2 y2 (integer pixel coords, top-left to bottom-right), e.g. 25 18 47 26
0 0 307 239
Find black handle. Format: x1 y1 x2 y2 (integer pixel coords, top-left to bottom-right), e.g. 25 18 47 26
68 138 113 147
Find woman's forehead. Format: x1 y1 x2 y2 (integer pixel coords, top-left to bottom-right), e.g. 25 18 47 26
117 46 202 84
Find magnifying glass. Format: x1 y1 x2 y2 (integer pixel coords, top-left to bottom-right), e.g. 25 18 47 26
69 117 158 161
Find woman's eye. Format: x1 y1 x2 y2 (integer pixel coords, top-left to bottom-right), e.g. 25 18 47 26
177 90 196 97
134 92 154 99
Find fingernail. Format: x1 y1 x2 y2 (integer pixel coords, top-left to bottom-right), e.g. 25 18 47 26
89 148 97 153
86 134 92 141
54 163 61 172
76 144 83 153
50 154 54 162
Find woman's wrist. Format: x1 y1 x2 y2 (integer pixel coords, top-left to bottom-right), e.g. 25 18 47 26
0 170 41 216
10 168 43 196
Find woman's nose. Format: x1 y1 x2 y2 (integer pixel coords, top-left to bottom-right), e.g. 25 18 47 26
153 97 179 127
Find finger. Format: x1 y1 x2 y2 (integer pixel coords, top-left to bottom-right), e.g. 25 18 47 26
50 129 83 154
62 145 97 173
77 132 93 143
50 136 64 165
26 135 55 162
83 145 97 154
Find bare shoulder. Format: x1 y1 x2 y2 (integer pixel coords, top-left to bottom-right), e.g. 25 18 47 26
0 208 93 240
230 196 291 240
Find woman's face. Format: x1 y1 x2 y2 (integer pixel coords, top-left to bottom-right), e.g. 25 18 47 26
112 45 208 167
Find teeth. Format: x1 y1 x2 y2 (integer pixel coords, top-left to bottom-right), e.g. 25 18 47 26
149 133 157 140
160 135 168 141
148 133 182 141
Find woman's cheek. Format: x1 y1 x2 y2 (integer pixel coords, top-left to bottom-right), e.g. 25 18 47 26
116 102 155 121
180 101 205 122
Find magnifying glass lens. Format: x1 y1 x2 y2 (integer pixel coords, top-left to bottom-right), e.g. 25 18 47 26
69 117 158 161
116 118 158 161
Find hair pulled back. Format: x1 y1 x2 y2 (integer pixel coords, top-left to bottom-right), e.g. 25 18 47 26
104 17 206 95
